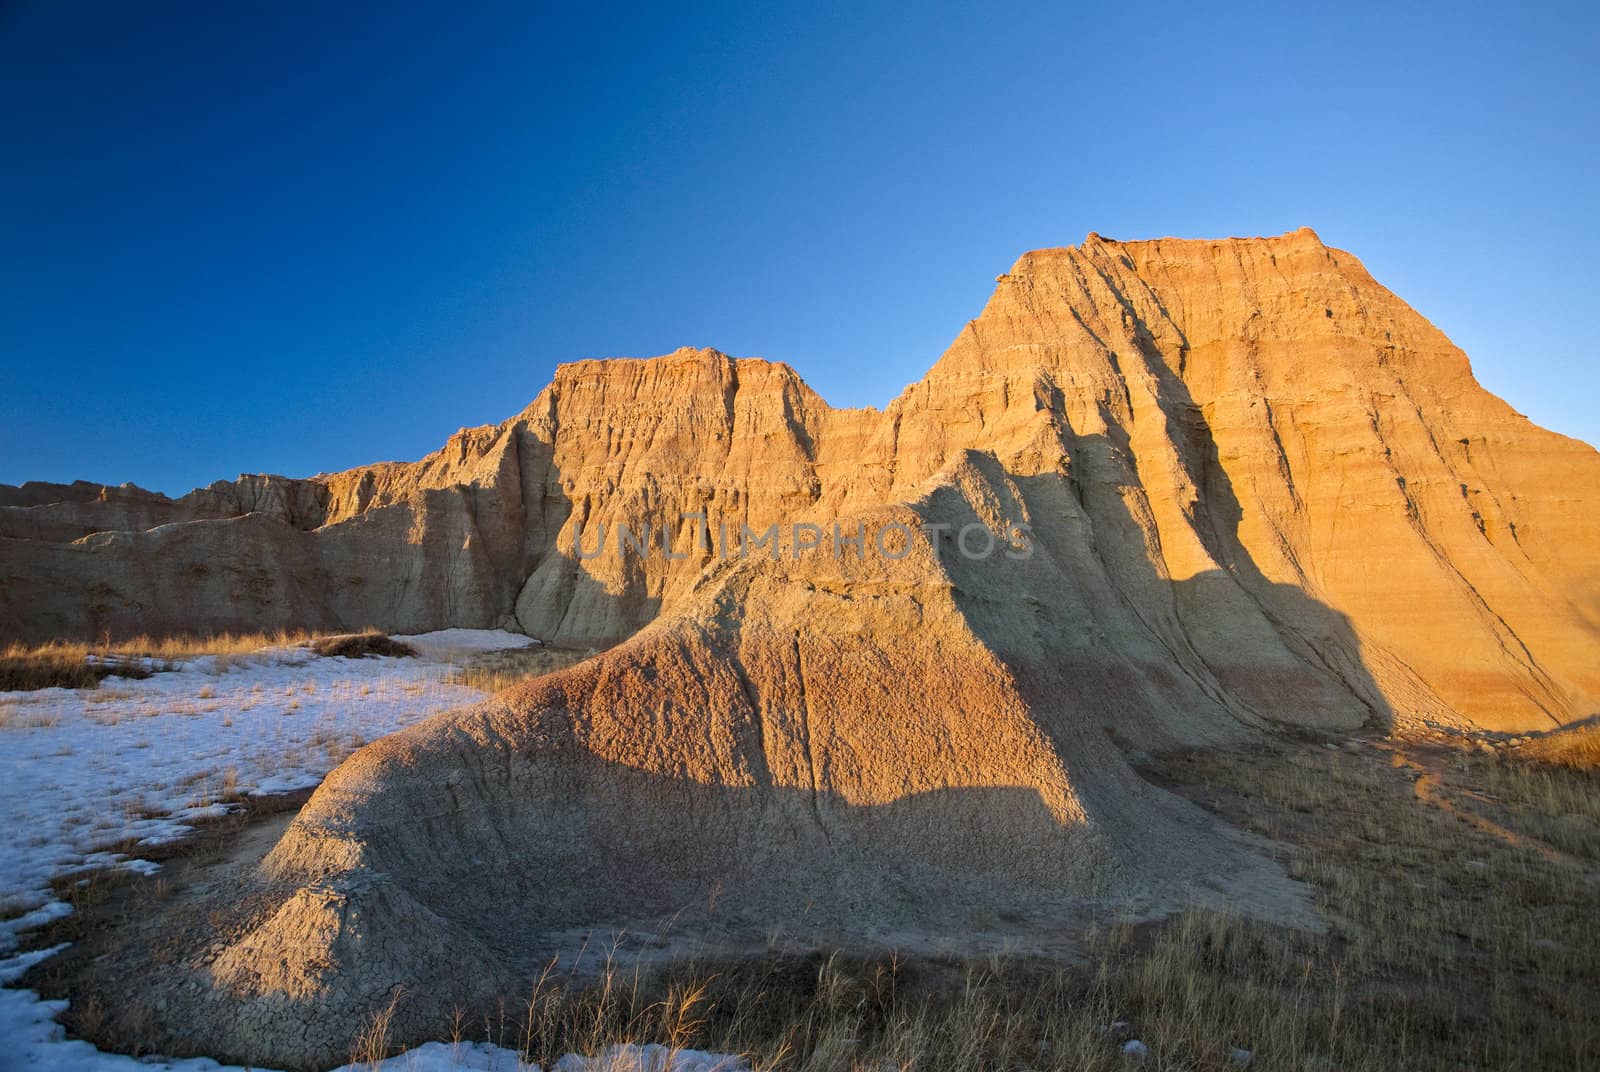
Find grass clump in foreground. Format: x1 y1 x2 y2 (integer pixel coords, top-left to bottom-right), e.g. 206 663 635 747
340 734 1597 1072
0 641 160 690
1513 721 1600 771
375 927 1337 1072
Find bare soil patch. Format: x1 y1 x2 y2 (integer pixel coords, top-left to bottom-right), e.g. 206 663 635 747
17 789 311 1057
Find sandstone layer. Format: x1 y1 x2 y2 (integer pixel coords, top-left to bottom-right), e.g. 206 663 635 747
8 230 1600 1066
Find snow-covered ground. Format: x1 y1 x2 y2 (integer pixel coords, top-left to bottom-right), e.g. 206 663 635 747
0 629 533 921
0 630 738 1072
0 972 746 1072
0 973 746 1072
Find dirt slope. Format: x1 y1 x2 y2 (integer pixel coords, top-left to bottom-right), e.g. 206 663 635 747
167 457 1313 1067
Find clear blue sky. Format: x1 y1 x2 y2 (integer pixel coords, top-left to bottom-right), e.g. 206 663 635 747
2 2 1595 495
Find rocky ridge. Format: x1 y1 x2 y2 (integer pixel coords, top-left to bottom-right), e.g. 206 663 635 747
6 228 1594 731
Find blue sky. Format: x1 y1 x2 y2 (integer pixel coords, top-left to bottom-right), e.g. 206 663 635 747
2 2 1595 494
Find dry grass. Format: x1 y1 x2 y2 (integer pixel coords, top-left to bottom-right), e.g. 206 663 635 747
311 632 418 660
450 645 596 693
1 628 427 692
350 987 407 1069
1477 726 1600 857
357 913 1411 1072
0 631 320 692
0 642 158 691
0 698 61 729
1134 738 1598 1070
21 733 1597 1071
351 736 1596 1072
1513 721 1600 771
79 630 314 660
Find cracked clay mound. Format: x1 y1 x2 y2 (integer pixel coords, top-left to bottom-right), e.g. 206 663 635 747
17 230 1600 1066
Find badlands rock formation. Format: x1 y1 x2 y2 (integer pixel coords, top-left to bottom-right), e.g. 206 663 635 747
5 228 1596 730
10 229 1600 1065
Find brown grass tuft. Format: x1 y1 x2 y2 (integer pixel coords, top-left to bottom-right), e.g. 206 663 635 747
450 645 595 693
0 642 156 691
1514 721 1600 771
350 987 406 1069
311 632 418 660
1 630 321 692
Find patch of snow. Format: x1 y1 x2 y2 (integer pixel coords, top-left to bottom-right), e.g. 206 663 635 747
0 945 70 986
0 629 538 1068
394 628 539 661
552 1045 748 1072
6 950 274 1069
0 902 72 952
328 1040 530 1072
0 958 744 1072
0 635 513 927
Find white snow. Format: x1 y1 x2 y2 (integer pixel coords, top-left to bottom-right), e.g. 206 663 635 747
394 628 540 661
1 631 530 929
0 629 689 1072
0 967 746 1072
550 1045 748 1072
322 1042 747 1072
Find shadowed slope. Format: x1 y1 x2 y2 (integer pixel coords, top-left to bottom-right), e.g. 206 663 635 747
181 458 1314 1067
